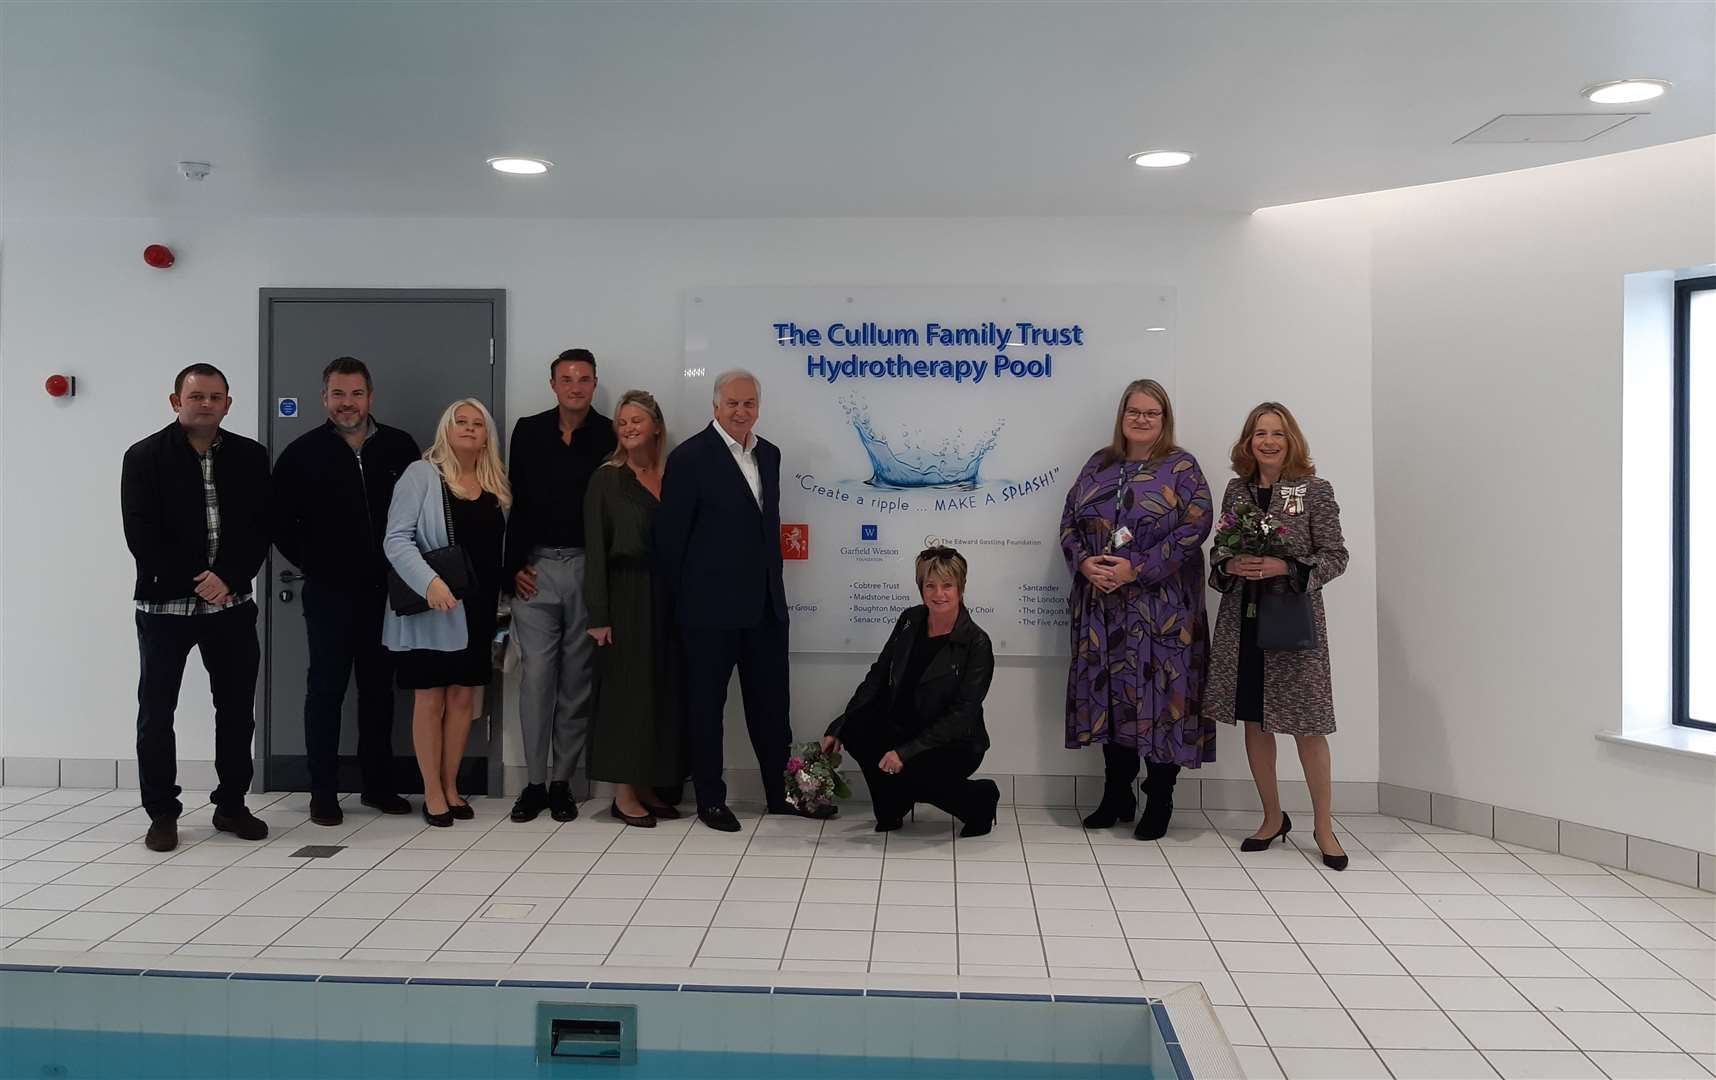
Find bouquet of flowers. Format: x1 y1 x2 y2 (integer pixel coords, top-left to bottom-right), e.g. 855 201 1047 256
784 742 852 814
1212 504 1293 617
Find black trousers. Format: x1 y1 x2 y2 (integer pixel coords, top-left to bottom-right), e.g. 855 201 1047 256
134 602 260 820
302 579 396 798
682 612 790 809
842 721 988 825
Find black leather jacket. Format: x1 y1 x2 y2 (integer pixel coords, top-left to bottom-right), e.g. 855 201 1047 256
827 605 995 761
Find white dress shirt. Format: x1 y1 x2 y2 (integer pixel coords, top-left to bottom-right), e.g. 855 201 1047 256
713 420 762 507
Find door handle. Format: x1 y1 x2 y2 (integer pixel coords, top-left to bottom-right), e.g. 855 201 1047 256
279 569 304 584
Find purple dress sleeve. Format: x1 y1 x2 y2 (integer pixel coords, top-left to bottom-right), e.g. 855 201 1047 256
1124 455 1213 586
1059 453 1105 577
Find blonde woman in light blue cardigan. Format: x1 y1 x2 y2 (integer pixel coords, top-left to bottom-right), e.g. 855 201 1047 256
384 399 510 825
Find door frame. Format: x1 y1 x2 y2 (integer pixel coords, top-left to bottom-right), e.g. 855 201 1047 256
255 287 509 797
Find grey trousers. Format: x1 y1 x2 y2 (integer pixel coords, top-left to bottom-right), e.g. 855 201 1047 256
512 547 594 785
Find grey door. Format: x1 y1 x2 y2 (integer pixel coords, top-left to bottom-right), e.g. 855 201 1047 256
257 290 506 796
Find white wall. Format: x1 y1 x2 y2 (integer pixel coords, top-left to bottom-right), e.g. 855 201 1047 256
0 213 1380 786
1360 137 1716 853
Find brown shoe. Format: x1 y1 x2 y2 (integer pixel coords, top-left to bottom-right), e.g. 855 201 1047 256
145 817 178 852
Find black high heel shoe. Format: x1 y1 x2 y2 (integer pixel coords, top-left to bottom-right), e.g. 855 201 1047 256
1314 828 1348 871
422 804 454 828
1240 812 1291 852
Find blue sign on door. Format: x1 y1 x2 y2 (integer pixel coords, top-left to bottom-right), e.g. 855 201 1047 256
277 397 299 418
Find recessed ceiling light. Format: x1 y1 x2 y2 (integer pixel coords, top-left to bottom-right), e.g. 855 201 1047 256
1144 326 1167 332
487 156 553 175
1581 79 1670 105
1128 150 1193 169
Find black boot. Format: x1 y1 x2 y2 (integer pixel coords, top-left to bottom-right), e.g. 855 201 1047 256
1133 760 1181 841
1082 743 1140 829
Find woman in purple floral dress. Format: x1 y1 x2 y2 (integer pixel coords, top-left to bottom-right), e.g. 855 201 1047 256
1061 379 1214 840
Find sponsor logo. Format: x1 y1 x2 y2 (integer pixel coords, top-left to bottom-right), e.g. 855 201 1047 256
781 524 810 560
860 524 878 541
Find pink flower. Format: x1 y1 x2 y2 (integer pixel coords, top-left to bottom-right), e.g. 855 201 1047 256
1275 525 1288 536
798 774 819 792
786 757 805 774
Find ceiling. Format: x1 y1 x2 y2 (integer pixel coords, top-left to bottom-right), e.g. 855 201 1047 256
2 0 1711 219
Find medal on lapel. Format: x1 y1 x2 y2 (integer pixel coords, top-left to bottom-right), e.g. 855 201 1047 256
1282 482 1308 516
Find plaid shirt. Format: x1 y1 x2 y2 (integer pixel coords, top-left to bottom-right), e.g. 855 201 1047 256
134 437 253 616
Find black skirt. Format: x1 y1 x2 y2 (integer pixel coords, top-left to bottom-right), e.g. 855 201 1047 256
395 487 503 690
394 589 497 689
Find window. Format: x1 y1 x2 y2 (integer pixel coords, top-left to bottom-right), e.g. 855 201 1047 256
1674 276 1716 731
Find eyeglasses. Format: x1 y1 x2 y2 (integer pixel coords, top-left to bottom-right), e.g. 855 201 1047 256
1124 409 1164 422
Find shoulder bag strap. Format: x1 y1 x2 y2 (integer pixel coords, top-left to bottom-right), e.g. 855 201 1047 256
441 480 458 545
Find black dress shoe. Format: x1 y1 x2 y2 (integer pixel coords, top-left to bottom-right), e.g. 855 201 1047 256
448 800 474 821
548 781 578 823
212 807 268 841
959 779 1003 838
144 816 178 852
309 795 343 827
360 792 411 815
1240 812 1292 853
610 801 656 828
510 783 548 823
422 804 454 828
698 804 742 832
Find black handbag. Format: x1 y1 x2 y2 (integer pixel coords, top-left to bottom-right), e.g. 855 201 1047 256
1256 586 1317 651
387 481 477 617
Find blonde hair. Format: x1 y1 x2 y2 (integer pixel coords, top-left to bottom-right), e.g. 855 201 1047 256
426 398 512 510
604 389 668 468
1102 379 1180 467
914 545 969 595
1230 401 1316 480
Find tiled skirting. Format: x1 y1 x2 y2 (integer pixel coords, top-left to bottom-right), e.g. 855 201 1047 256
14 757 1706 894
5 756 1378 816
1380 783 1716 894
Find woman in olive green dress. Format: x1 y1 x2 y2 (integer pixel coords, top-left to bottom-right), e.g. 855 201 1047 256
584 389 682 827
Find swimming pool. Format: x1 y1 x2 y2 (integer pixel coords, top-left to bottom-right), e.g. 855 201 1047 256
0 965 1196 1079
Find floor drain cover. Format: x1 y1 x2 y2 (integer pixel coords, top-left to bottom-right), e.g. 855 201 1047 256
290 845 345 859
484 902 536 921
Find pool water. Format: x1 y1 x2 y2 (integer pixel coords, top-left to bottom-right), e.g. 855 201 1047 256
2 1029 1160 1079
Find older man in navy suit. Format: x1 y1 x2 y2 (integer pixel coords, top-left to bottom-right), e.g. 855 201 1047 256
657 369 835 832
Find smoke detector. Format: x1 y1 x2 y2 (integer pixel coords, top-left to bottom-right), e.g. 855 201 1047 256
177 161 212 181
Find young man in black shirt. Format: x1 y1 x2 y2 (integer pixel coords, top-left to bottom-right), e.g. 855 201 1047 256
503 348 617 822
120 364 271 852
271 357 421 826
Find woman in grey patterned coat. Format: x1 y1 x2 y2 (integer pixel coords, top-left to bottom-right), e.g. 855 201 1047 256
1207 403 1350 869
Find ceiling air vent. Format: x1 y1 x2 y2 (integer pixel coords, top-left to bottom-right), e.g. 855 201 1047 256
1456 113 1643 144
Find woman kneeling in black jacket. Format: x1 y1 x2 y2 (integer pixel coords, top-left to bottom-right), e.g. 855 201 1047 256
822 546 1001 837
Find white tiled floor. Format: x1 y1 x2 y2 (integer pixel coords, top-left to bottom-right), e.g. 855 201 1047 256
1 785 1712 1079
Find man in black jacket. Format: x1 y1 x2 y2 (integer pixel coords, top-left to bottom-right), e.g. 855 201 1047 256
657 369 833 832
120 364 271 852
271 357 421 826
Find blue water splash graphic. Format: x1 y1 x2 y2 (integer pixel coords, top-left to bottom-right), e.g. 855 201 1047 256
841 397 1004 490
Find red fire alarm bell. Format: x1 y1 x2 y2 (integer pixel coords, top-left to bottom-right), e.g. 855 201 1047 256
45 374 75 398
143 244 175 269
